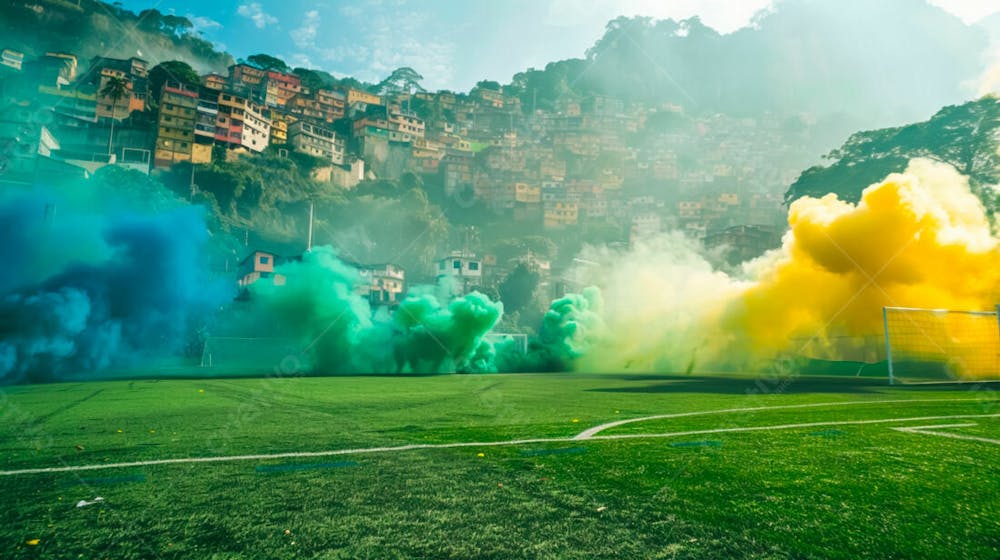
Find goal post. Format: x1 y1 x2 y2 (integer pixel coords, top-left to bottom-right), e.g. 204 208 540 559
883 306 1000 384
200 337 305 375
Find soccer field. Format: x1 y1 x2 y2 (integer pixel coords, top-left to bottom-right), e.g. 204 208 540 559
2 373 999 559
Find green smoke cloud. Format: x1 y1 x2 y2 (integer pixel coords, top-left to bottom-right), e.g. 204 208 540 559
249 247 506 374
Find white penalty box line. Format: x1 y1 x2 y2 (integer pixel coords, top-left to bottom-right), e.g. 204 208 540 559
892 423 1000 446
1 412 999 477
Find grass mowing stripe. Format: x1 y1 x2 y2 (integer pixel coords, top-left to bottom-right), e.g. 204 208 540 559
2 412 998 477
519 447 587 457
670 441 723 448
69 474 146 485
255 461 359 473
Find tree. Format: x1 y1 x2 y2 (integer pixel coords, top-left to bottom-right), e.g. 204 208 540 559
499 264 540 314
148 61 201 102
293 67 328 92
377 67 426 94
162 15 193 36
785 98 1000 207
475 80 502 92
246 54 289 73
99 76 129 156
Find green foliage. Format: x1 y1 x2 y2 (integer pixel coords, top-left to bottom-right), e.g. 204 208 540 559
89 165 179 212
148 61 201 100
164 153 342 242
377 67 426 94
246 54 289 73
786 98 1000 206
491 236 558 263
475 80 502 92
291 67 375 94
499 263 541 314
137 9 194 38
0 1 233 72
292 67 329 92
98 76 128 104
317 186 448 275
506 3 985 120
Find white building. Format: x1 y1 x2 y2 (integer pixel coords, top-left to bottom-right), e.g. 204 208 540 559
240 102 271 153
288 120 344 165
436 251 483 295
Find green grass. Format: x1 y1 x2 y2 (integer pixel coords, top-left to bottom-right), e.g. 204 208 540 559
1 373 998 559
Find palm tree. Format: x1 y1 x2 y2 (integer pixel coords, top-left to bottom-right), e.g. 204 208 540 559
99 76 129 157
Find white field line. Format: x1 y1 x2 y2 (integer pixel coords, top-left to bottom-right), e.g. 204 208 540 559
584 414 1000 442
573 398 990 439
1 412 999 477
893 423 1000 446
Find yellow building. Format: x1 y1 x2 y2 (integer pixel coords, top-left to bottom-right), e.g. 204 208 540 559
202 73 227 91
344 88 382 106
269 112 290 145
544 202 578 228
515 183 541 204
154 83 199 168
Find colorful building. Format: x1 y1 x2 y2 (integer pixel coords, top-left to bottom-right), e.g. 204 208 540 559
154 82 198 168
90 57 148 120
216 90 271 153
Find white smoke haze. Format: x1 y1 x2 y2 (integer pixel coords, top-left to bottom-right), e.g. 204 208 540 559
567 233 751 373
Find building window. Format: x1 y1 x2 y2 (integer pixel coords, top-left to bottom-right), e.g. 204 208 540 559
259 256 270 265
469 262 479 271
453 260 461 269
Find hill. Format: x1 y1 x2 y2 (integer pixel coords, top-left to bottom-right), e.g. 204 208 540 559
785 96 1000 207
0 0 233 73
507 0 988 127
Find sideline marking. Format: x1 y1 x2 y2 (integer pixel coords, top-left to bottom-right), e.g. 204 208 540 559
573 398 991 439
1 412 998 477
893 423 1000 446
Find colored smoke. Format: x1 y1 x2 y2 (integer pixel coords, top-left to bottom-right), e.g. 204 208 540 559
0 186 231 383
248 247 503 373
6 158 995 381
548 159 1000 373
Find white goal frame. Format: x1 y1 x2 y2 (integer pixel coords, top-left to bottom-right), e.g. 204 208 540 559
883 306 1000 385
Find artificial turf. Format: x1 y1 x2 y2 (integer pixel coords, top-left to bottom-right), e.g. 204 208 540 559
1 373 998 559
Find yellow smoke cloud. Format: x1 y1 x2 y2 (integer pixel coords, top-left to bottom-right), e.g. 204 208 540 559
978 63 1000 98
575 159 1000 374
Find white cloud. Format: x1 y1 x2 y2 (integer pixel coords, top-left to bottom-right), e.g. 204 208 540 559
291 10 321 49
237 3 278 29
187 14 222 32
927 0 999 24
288 53 314 69
544 0 773 33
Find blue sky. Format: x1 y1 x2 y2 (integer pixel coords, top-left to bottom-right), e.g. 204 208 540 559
119 0 997 91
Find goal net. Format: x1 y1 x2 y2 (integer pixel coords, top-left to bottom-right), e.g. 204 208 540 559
200 337 306 375
484 332 528 354
883 306 1000 384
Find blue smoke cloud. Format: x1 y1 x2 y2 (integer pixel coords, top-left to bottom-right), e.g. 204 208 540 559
0 187 232 383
